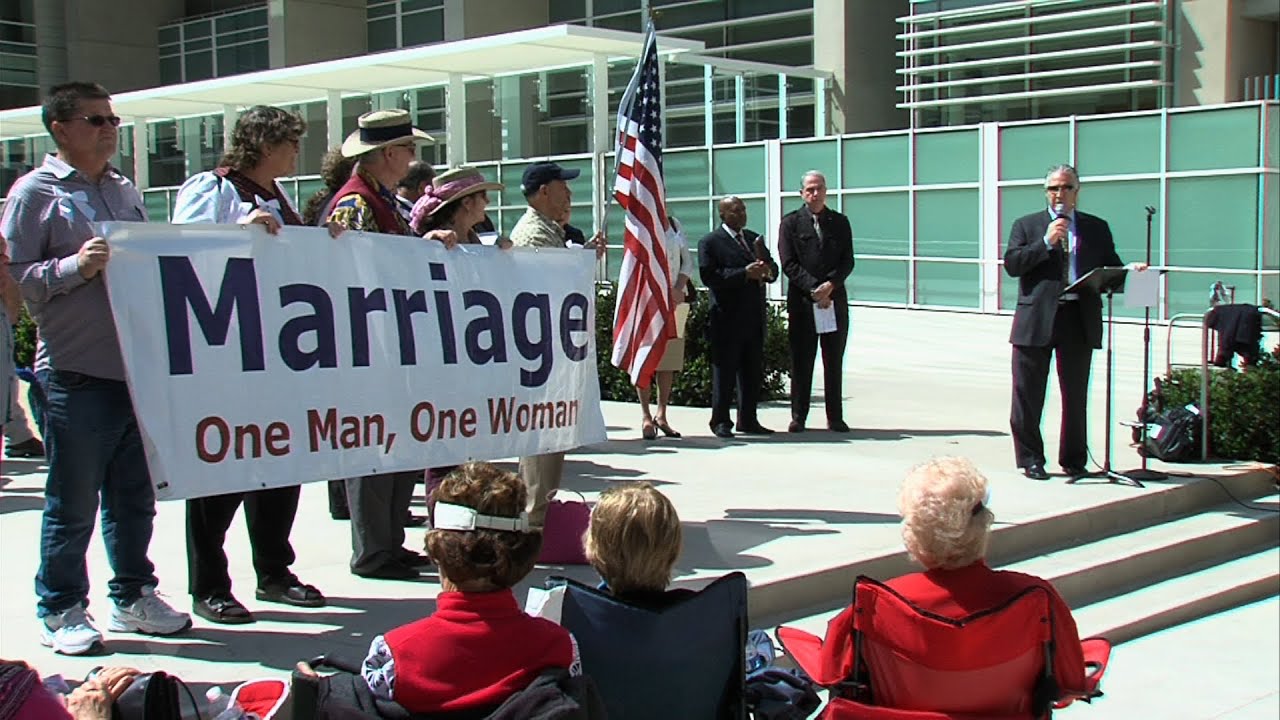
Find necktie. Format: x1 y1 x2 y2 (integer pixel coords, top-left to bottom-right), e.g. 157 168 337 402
1061 220 1073 284
811 213 823 242
737 232 751 254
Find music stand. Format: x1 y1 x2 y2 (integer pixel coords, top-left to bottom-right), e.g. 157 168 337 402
1061 266 1143 488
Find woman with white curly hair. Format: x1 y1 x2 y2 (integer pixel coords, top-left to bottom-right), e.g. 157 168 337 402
884 457 1089 697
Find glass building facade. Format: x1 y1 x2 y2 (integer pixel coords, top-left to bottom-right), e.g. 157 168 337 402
0 0 36 110
158 4 270 85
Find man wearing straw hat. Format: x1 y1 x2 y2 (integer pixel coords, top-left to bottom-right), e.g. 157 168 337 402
328 109 443 580
509 161 604 528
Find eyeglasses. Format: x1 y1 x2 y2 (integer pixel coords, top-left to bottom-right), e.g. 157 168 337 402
71 114 122 128
1045 184 1077 192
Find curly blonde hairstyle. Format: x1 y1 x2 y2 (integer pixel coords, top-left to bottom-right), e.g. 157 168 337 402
426 462 542 590
584 482 682 595
898 457 994 570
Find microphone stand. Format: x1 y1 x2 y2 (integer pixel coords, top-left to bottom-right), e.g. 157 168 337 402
1125 206 1167 482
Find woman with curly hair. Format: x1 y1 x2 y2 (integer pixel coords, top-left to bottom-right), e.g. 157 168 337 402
170 105 327 625
361 462 581 714
301 147 355 227
813 457 1090 703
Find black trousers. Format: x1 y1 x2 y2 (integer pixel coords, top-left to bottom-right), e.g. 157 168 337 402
186 485 300 598
1010 300 1093 469
708 321 764 429
787 298 849 425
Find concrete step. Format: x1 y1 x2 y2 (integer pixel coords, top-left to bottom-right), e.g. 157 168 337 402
1001 494 1280 609
749 467 1277 628
766 497 1280 648
1073 547 1280 644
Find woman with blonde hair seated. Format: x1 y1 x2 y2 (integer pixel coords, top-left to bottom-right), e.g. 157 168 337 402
584 482 692 608
833 457 1090 698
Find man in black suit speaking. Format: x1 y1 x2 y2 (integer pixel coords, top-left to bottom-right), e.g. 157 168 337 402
699 196 779 439
1005 164 1140 481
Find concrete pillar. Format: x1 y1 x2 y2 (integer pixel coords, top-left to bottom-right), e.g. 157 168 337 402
34 0 69 92
447 75 467 166
452 0 550 40
326 90 343 149
813 0 909 133
1176 0 1279 105
62 0 181 93
268 0 365 69
131 121 150 190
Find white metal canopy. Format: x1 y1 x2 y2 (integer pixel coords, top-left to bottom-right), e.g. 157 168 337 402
0 24 707 139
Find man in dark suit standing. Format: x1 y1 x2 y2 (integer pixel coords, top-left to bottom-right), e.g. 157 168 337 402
778 170 855 433
1005 164 1137 481
699 195 779 439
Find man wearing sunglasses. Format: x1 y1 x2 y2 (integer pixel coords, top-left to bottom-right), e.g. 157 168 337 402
1003 164 1130 482
2 81 192 655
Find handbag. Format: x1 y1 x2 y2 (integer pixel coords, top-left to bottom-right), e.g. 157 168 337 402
109 671 196 720
537 490 591 565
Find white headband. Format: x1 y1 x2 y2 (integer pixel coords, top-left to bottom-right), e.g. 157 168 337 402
433 502 530 533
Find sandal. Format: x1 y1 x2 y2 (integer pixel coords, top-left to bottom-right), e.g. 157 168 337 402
655 420 682 439
641 420 658 440
256 579 326 608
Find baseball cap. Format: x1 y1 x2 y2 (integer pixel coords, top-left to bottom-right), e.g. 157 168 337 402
520 161 581 196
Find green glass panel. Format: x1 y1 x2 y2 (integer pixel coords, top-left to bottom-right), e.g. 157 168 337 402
1168 106 1260 172
915 261 979 309
845 192 908 256
1263 175 1278 273
781 139 838 192
499 162 529 207
998 185 1047 311
1266 105 1279 170
843 134 908 188
711 145 765 195
1167 176 1258 270
1166 271 1257 317
851 258 907 304
668 199 713 241
295 178 323 209
915 189 978 258
742 197 767 238
1076 115 1161 176
664 149 710 200
143 190 170 222
1262 274 1278 310
999 122 1070 181
915 130 978 185
1078 179 1159 266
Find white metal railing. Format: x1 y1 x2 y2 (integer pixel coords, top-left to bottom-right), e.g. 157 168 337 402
1243 74 1279 101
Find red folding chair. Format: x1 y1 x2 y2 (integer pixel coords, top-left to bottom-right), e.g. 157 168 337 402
777 576 1111 719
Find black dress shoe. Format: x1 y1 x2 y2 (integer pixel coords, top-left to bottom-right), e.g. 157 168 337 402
193 594 255 625
1062 465 1089 479
788 420 806 433
1023 464 1050 480
735 422 774 435
353 560 420 581
828 420 851 433
5 438 45 458
256 578 326 608
398 548 433 568
711 423 734 439
405 513 429 528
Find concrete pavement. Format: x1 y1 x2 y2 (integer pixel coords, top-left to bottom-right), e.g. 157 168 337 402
0 305 1274 715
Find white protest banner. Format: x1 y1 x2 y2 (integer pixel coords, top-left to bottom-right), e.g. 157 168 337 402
100 222 605 501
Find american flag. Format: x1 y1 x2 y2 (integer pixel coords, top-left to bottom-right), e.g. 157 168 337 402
610 22 673 390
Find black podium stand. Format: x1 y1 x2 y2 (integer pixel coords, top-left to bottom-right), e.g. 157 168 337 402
1060 267 1143 488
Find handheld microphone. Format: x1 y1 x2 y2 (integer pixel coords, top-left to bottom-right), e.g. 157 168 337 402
1052 202 1066 217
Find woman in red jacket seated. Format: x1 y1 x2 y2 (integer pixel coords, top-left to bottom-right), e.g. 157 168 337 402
361 462 581 714
886 456 1088 697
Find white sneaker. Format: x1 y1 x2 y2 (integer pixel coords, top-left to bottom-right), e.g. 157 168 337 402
40 605 104 655
108 586 192 636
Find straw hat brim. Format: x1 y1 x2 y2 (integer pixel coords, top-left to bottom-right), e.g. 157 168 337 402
341 127 435 158
430 181 504 216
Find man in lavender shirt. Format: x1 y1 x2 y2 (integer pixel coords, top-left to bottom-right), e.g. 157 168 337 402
2 81 191 655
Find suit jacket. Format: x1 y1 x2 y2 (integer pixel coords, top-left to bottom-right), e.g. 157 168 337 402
1004 209 1122 349
778 206 854 304
698 226 779 331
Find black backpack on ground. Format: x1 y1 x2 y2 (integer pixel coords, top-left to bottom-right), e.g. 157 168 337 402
1139 403 1202 462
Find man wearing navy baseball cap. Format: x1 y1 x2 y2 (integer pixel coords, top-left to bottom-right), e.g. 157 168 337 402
509 161 604 528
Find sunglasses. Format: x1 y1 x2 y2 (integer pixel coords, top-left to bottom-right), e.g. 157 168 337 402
1045 184 1077 192
71 114 122 128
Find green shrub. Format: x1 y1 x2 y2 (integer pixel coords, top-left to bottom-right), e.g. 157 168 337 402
13 309 35 369
1159 347 1280 463
594 282 790 407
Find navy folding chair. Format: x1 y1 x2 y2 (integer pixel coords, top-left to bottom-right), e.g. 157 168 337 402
548 571 748 720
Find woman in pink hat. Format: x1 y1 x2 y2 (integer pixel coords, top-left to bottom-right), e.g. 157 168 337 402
410 167 512 248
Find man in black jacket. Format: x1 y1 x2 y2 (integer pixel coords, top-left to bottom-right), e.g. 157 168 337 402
1004 164 1137 481
698 196 779 439
778 171 855 433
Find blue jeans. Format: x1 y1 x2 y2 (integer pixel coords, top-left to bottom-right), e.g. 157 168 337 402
36 369 158 617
